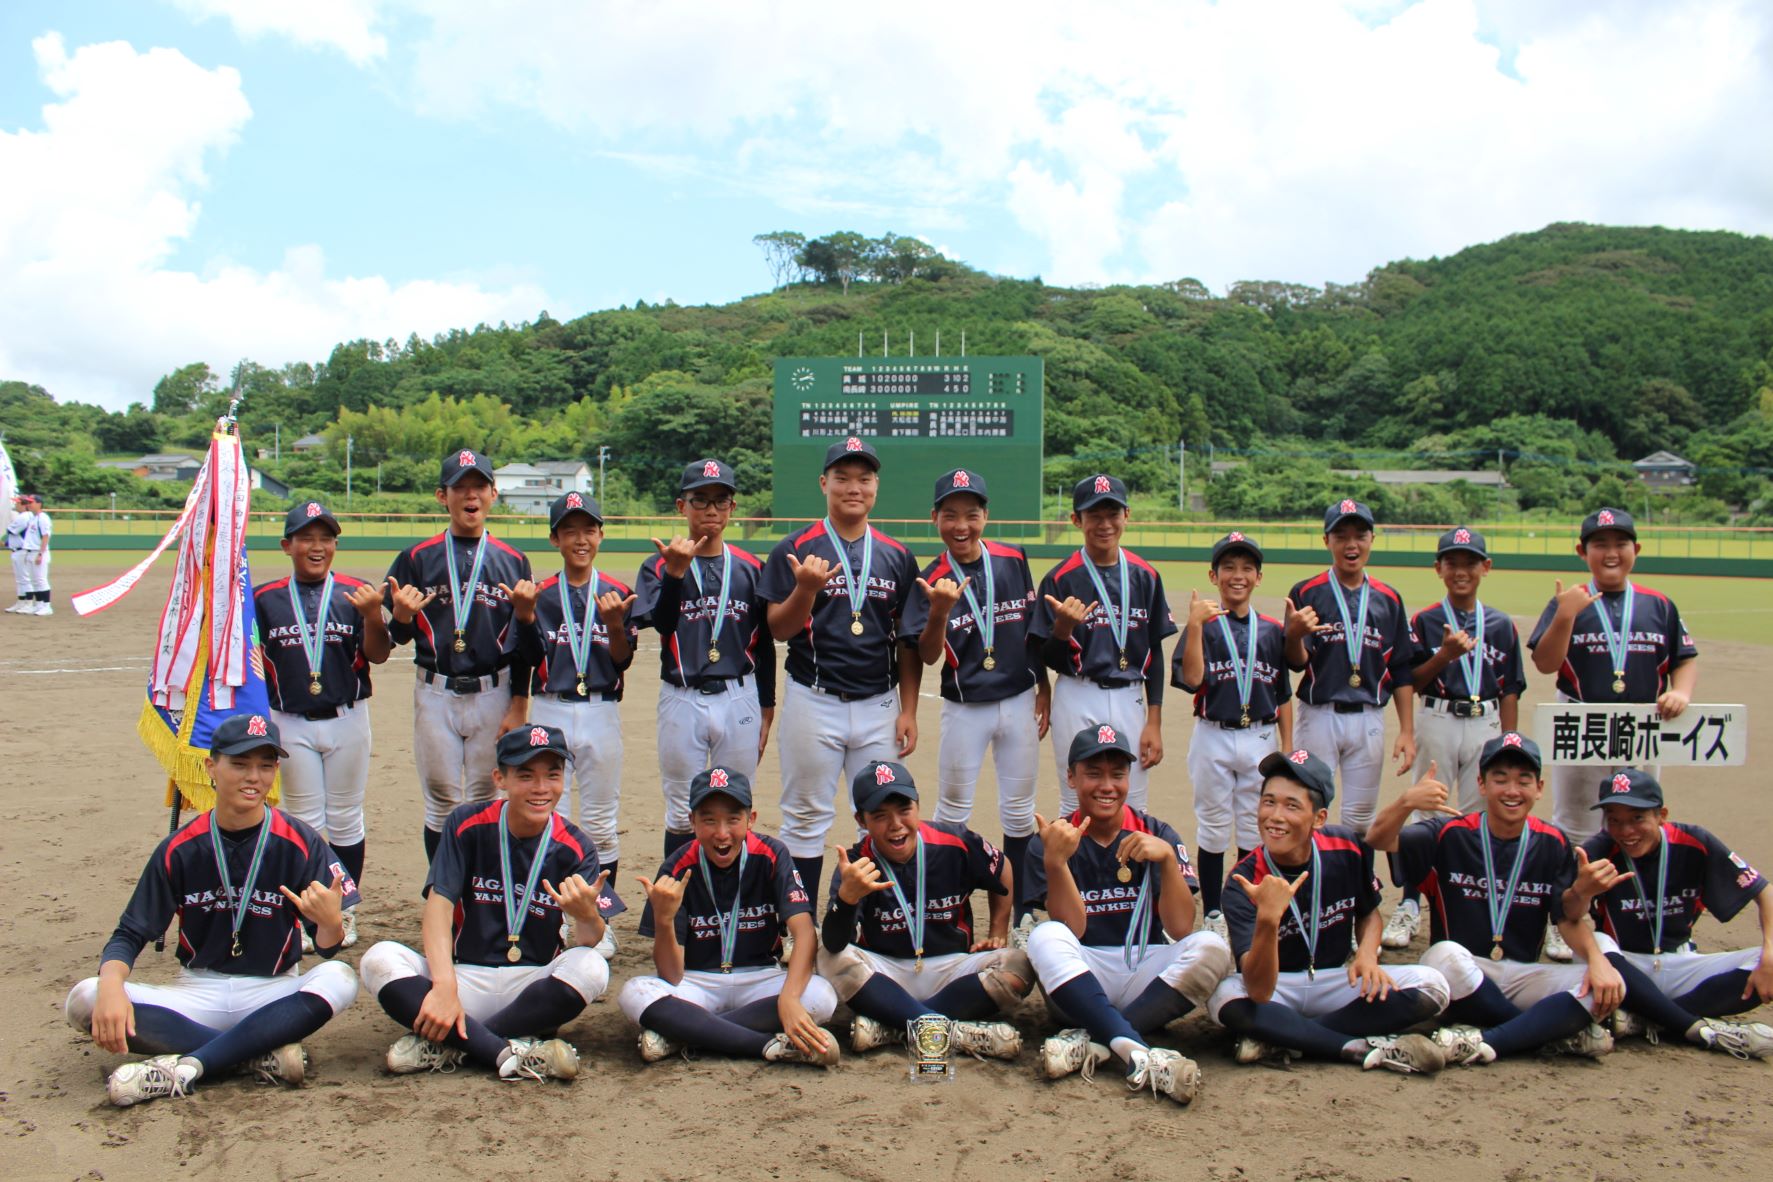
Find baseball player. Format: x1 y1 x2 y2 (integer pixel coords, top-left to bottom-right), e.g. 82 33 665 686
634 458 776 859
358 724 620 1082
23 493 50 613
1031 474 1176 815
901 467 1046 917
1367 733 1625 1064
1023 725 1232 1106
618 767 840 1066
511 491 637 897
64 714 361 1106
385 448 533 860
255 500 389 948
819 759 1032 1058
1172 531 1293 938
4 491 29 612
1391 526 1527 949
760 436 921 906
1559 768 1773 1057
1207 749 1450 1074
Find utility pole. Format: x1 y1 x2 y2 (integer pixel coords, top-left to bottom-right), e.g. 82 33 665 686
1178 439 1186 512
345 435 354 507
274 422 280 460
376 462 382 495
596 446 610 501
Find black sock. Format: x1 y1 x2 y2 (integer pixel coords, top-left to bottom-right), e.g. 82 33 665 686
1321 988 1442 1037
485 976 589 1039
190 992 333 1076
1673 969 1758 1018
1446 977 1521 1028
725 996 790 1033
1606 952 1701 1035
1120 978 1194 1035
423 828 441 862
1220 998 1360 1060
375 976 508 1068
1400 883 1422 906
1049 974 1142 1050
331 840 366 886
1003 835 1033 922
792 856 824 912
922 975 998 1021
1197 850 1226 915
1481 993 1592 1058
128 1003 222 1056
850 976 928 1027
665 830 693 859
640 997 772 1058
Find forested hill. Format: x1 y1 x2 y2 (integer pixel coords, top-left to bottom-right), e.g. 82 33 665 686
5 222 1773 522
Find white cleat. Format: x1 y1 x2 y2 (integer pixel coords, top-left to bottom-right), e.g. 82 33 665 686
1126 1046 1202 1105
593 926 616 960
1697 1019 1773 1060
1010 912 1038 951
1039 1028 1109 1080
1202 910 1229 942
1542 926 1574 962
4 602 25 613
1547 1023 1614 1059
34 602 52 615
1380 906 1419 950
339 908 358 948
245 1043 308 1086
951 1020 1022 1061
637 1029 682 1063
1431 1025 1496 1066
850 1013 899 1053
385 1034 464 1074
1362 1034 1446 1075
1610 1008 1649 1040
500 1037 579 1081
106 1055 191 1107
763 1030 840 1067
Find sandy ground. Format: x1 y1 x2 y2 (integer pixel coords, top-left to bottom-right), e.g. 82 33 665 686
3 557 1771 1182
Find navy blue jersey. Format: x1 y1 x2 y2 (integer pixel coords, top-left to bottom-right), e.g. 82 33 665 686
1581 823 1767 953
386 532 532 679
823 822 1008 958
1223 826 1381 974
424 800 624 967
758 523 918 697
1286 571 1414 707
517 571 639 697
1172 609 1292 723
1023 808 1198 947
633 543 776 704
254 573 375 711
1031 549 1177 683
900 543 1039 703
639 832 812 972
101 809 361 976
1396 813 1576 962
1528 583 1698 702
1408 599 1527 702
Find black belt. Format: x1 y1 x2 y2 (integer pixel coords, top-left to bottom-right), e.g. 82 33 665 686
1087 677 1141 691
419 668 503 695
552 690 620 703
1422 695 1498 719
1209 715 1278 731
792 677 888 703
300 706 342 721
684 675 746 696
1331 701 1369 714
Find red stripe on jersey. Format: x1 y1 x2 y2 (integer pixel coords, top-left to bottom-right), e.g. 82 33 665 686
1664 824 1707 853
868 527 906 554
927 553 954 582
1296 571 1331 594
257 575 293 594
745 831 777 864
269 808 309 858
730 545 763 570
455 800 506 837
166 811 214 871
983 541 1025 559
669 843 700 878
1441 813 1485 836
537 574 562 592
1064 806 1148 835
1051 552 1085 579
1124 548 1156 575
790 522 824 548
549 814 585 861
919 823 969 851
1256 614 1283 628
334 574 369 590
1368 577 1401 606
1315 833 1363 856
410 532 447 556
1630 582 1670 603
486 535 524 560
1526 816 1568 846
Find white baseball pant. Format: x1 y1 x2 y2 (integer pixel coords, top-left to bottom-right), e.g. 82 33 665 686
1548 692 1662 844
1050 677 1149 814
1206 964 1451 1023
1616 946 1763 1001
817 944 1029 1003
1187 717 1280 855
776 680 900 858
10 550 30 599
657 679 763 834
528 696 624 862
271 702 373 846
1423 933 1619 1016
1293 702 1385 834
1026 921 1233 1009
1413 704 1501 814
935 689 1040 839
359 940 608 1012
28 550 49 593
411 674 511 832
65 962 359 1034
617 965 838 1025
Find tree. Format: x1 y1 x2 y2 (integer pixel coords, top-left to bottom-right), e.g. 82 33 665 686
151 362 220 415
752 231 806 289
93 404 162 454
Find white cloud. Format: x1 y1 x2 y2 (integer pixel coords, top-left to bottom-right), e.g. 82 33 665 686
168 0 387 65
0 34 545 410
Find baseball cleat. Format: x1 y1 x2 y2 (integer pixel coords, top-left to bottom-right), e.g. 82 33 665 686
301 927 316 955
1232 1037 1299 1066
592 926 617 960
1039 1028 1109 1080
1547 1023 1614 1059
1431 1025 1496 1066
4 602 24 613
850 1014 899 1053
339 909 358 948
1362 1034 1446 1075
951 1020 1022 1061
1202 910 1229 942
106 1055 190 1107
1696 1019 1773 1060
34 602 52 615
763 1031 840 1067
1380 906 1419 949
1542 926 1574 962
386 1034 464 1074
637 1029 682 1062
500 1037 579 1081
1126 1046 1202 1105
1010 913 1037 951
246 1043 308 1086
1609 1009 1649 1041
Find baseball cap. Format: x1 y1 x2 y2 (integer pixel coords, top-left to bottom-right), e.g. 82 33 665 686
681 458 737 493
1436 526 1487 559
933 468 988 507
1478 731 1543 774
548 490 603 530
1324 498 1376 533
440 448 495 488
1067 722 1137 766
1258 748 1337 809
496 724 573 767
1592 767 1664 811
1072 473 1129 513
283 500 341 537
688 765 753 811
1210 531 1263 568
209 713 290 758
1580 506 1637 542
823 436 881 471
853 760 919 813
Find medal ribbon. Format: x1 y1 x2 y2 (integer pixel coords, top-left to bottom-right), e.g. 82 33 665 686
1080 550 1131 664
1270 841 1323 976
879 831 927 962
1588 581 1635 682
1625 825 1670 957
686 546 732 662
698 841 750 970
287 573 334 693
444 533 490 643
951 551 996 662
1441 597 1487 700
1217 611 1259 719
557 570 601 684
1327 571 1371 691
1477 822 1533 953
497 801 555 961
822 518 873 628
1120 842 1156 970
209 811 274 957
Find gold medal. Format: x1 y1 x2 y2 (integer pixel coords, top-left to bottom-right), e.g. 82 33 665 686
506 942 522 964
1612 675 1626 695
1240 710 1251 728
1118 653 1128 670
915 954 924 973
230 934 243 958
1116 864 1133 884
575 677 587 697
1349 672 1362 688
453 631 467 654
309 673 323 696
850 616 865 636
1652 952 1662 972
721 961 733 974
1489 941 1504 961
982 653 997 671
708 645 721 664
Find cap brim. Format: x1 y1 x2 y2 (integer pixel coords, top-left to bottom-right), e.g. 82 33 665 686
500 746 574 767
688 787 752 811
1069 742 1135 765
442 468 494 487
1325 513 1374 532
551 508 602 528
1582 526 1637 542
824 453 880 472
1436 544 1486 559
1213 543 1263 565
934 488 988 507
285 518 341 537
855 787 919 813
1591 794 1661 811
680 477 737 493
1480 750 1542 774
213 739 290 759
1073 493 1128 512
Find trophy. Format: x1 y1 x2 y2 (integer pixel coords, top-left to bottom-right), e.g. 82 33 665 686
907 1013 955 1082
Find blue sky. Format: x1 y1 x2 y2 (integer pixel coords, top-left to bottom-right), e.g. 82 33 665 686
3 0 1770 410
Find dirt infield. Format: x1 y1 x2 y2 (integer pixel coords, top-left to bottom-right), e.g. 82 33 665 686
3 558 1770 1182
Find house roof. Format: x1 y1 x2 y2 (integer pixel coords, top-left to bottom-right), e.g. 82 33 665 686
292 433 327 446
535 460 590 474
494 462 548 476
1331 468 1508 487
1632 450 1692 468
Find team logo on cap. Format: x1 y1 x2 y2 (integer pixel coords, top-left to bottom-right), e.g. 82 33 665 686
953 470 971 488
1339 499 1357 515
1227 531 1245 543
246 715 268 737
845 437 863 452
1093 475 1111 494
565 492 583 509
1501 732 1524 747
703 460 722 478
305 502 322 518
1097 724 1117 744
1611 772 1632 794
457 449 476 469
1453 528 1471 544
1597 509 1616 526
875 763 896 785
1289 749 1309 764
709 767 730 789
529 726 550 747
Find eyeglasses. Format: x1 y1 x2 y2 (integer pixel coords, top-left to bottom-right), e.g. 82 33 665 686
687 496 735 510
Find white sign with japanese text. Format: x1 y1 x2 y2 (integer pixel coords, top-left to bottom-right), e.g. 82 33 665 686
1535 703 1746 767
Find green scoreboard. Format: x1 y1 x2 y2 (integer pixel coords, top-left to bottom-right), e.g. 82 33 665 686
771 356 1044 522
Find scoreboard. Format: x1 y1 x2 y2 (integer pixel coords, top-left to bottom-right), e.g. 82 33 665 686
772 357 1043 522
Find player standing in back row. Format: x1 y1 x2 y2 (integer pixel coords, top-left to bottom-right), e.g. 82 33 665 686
1031 473 1176 815
760 437 922 907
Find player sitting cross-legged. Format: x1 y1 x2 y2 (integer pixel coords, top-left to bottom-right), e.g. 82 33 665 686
1024 725 1233 1106
65 714 360 1107
818 760 1033 1059
1207 748 1450 1074
619 766 840 1066
359 724 623 1083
